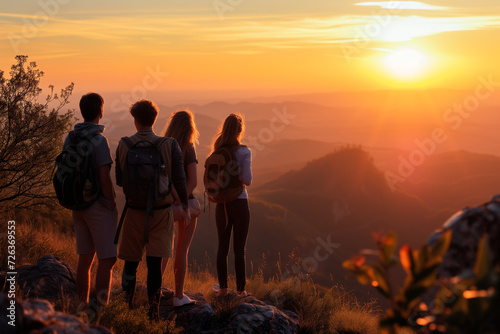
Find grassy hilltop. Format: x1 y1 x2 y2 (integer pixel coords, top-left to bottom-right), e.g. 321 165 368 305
1 218 384 334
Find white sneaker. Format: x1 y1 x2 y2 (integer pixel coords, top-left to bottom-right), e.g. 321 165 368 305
173 295 196 307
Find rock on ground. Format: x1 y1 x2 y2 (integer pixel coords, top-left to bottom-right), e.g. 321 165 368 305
229 295 299 334
428 194 500 278
0 292 111 334
14 255 76 304
1 254 300 333
160 288 299 334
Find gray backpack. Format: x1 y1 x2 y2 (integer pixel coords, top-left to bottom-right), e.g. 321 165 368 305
115 137 172 244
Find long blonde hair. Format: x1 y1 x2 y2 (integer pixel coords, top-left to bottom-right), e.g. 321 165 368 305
212 113 244 152
162 110 199 157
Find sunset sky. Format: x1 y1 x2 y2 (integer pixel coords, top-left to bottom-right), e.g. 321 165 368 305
1 0 499 98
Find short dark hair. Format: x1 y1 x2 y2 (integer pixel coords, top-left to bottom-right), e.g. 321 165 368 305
130 99 159 127
79 93 104 122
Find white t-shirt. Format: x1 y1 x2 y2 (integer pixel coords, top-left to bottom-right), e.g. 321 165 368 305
234 146 252 199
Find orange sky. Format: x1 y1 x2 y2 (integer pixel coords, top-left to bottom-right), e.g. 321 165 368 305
1 1 500 98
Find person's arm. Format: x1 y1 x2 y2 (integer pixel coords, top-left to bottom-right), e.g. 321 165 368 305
115 144 123 187
99 164 116 210
93 135 116 210
171 185 180 205
240 148 252 186
186 162 197 196
170 140 188 208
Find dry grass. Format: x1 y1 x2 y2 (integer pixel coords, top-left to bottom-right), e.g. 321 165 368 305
2 217 384 334
245 276 381 334
0 219 77 271
99 293 180 334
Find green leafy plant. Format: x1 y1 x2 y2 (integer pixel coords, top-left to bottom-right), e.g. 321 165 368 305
343 230 452 334
417 236 500 334
343 231 500 334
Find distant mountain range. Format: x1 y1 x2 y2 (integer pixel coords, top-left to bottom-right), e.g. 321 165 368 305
190 146 500 300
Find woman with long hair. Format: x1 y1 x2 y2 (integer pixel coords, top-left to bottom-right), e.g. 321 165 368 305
212 113 252 296
161 109 200 307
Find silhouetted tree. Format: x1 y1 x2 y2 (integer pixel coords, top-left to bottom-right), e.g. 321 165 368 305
0 56 75 212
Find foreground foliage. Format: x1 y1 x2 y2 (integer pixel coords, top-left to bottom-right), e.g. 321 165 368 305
343 231 500 334
0 55 75 212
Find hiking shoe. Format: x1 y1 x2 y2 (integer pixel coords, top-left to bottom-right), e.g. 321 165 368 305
237 290 248 297
173 295 196 307
148 307 159 322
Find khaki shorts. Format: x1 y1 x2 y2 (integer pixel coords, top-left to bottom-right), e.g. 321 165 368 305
118 207 174 261
73 197 118 260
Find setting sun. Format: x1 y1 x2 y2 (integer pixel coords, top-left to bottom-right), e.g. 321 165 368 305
383 49 429 79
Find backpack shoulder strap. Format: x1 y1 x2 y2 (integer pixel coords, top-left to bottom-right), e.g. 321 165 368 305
227 144 243 154
222 146 238 160
121 136 135 149
220 147 231 156
156 137 173 177
153 136 171 149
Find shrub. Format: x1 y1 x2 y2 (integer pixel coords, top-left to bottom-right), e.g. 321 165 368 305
343 231 500 334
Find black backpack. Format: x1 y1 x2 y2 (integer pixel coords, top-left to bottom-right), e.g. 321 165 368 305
53 131 100 210
115 137 172 243
204 145 243 204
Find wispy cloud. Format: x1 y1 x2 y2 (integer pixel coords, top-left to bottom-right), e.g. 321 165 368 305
0 12 39 19
34 52 88 60
359 15 500 42
356 1 448 11
201 15 500 46
1 10 500 55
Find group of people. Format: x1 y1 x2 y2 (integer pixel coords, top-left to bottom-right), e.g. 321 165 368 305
66 93 252 321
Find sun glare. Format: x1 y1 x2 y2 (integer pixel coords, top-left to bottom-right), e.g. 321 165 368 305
383 49 429 79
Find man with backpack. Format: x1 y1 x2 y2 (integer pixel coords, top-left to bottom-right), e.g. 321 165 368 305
115 99 190 321
58 93 118 317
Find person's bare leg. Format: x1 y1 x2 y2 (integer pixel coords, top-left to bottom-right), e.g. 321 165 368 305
76 253 95 303
174 218 197 299
163 206 182 279
161 257 169 278
95 257 117 308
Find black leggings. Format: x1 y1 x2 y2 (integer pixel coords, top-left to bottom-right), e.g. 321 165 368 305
216 199 250 292
122 256 162 319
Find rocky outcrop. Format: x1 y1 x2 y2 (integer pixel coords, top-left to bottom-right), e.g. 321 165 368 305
428 194 500 278
160 288 299 334
229 295 299 334
160 288 217 333
14 255 76 304
0 292 111 334
1 254 300 333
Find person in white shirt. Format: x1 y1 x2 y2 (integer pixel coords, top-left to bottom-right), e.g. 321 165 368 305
211 113 252 297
